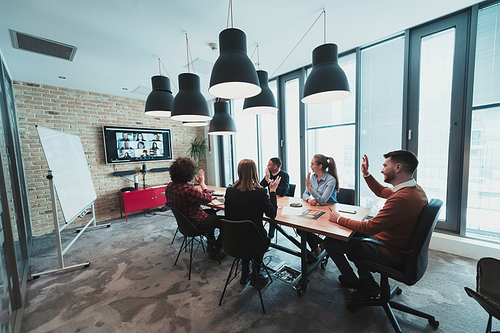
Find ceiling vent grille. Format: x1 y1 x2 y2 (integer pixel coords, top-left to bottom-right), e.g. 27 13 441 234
9 29 77 61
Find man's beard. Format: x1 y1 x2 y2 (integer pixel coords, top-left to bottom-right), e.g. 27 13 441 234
384 170 396 183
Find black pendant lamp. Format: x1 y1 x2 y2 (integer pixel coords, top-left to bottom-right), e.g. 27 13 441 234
144 75 174 116
243 70 277 114
182 121 209 127
209 28 261 99
302 43 351 104
171 73 211 122
208 100 236 135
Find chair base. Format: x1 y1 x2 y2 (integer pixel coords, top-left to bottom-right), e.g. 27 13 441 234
347 275 439 333
219 258 273 314
174 235 206 280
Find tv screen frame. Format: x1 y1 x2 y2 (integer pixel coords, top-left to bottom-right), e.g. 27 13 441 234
103 125 173 164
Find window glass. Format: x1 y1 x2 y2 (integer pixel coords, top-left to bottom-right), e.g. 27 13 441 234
417 28 456 221
359 37 405 214
473 2 500 107
285 78 301 192
232 98 258 176
258 79 279 176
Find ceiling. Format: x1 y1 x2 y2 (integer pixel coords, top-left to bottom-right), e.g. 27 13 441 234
0 0 480 101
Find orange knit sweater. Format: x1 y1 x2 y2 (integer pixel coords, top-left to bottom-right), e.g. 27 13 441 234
338 175 428 264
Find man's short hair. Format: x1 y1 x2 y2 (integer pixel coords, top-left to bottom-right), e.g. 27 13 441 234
384 150 419 174
270 157 281 168
169 156 196 183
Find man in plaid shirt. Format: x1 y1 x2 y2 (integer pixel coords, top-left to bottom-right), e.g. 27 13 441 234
166 156 225 260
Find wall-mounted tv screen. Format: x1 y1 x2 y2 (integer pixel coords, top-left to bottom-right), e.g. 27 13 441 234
103 125 173 164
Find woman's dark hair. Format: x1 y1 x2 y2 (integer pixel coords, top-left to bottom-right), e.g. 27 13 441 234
313 154 340 192
169 156 197 183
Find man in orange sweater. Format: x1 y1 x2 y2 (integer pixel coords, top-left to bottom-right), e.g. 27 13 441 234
325 150 428 300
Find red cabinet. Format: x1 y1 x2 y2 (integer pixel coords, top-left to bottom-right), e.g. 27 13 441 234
119 185 166 221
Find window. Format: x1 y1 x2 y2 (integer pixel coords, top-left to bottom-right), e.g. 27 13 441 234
467 2 500 241
359 37 405 215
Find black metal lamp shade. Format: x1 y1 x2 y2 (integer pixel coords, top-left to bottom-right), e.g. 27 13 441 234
242 70 278 114
144 75 174 116
209 28 261 99
302 43 351 104
171 73 212 122
208 101 237 135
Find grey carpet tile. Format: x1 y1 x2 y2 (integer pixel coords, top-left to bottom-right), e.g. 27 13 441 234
22 209 489 333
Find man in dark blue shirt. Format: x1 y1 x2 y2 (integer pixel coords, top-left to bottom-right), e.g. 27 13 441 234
260 157 290 238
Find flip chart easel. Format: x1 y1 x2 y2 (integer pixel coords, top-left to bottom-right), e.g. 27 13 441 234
31 126 110 278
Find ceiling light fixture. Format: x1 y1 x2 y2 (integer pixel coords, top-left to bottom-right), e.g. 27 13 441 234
171 33 211 122
145 58 175 117
243 45 278 114
208 100 237 135
209 0 260 99
302 11 350 104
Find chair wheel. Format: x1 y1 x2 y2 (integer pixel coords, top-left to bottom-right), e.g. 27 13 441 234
429 318 439 328
396 287 402 295
347 304 356 313
296 285 306 297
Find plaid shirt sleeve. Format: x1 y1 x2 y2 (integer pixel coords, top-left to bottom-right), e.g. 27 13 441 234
166 182 211 226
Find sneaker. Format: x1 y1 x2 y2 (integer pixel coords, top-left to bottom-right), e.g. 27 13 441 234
351 276 380 300
250 272 270 288
338 275 361 289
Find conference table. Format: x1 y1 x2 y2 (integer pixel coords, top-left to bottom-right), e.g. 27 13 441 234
205 185 370 296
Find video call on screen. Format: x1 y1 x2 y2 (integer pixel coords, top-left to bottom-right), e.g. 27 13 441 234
116 132 164 160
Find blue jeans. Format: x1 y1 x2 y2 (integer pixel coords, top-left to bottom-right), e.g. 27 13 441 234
323 232 395 282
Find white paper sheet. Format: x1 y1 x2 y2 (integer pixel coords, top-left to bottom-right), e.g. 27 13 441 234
281 207 303 215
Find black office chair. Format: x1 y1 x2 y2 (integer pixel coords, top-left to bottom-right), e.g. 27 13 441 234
465 257 500 333
347 198 443 333
337 188 355 205
218 219 273 314
171 207 215 280
287 184 296 197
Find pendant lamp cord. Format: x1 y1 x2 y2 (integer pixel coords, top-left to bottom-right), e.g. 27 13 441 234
227 0 233 28
249 44 260 69
157 57 178 90
271 9 325 78
185 33 195 73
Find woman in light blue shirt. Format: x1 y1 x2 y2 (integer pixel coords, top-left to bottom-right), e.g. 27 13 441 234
302 154 340 255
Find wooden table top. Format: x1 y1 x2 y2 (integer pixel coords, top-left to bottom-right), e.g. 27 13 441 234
205 185 370 241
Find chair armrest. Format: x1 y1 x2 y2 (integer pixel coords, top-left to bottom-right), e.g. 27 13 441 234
354 237 415 255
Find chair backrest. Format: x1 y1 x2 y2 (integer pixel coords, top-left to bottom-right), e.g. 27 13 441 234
404 198 443 284
337 188 355 205
171 207 203 237
219 219 269 260
477 257 500 304
286 184 296 197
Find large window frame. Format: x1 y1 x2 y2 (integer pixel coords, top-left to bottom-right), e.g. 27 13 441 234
217 0 500 242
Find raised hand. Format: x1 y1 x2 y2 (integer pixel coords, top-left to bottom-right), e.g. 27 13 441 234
305 172 311 189
195 169 205 185
269 176 281 192
265 167 271 183
361 154 370 176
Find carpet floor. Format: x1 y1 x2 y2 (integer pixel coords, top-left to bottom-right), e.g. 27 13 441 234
22 209 491 332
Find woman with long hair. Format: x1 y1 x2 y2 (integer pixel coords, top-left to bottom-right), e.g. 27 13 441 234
224 159 280 287
302 154 340 255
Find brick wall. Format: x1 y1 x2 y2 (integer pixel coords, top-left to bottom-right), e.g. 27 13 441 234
13 81 206 236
